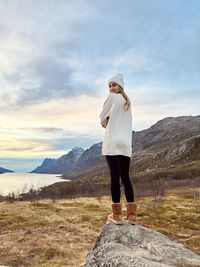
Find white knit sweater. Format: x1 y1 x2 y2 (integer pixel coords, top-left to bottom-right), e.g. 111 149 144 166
100 92 132 158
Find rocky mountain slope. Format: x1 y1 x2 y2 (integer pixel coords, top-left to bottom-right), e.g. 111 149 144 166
133 115 200 153
30 146 85 174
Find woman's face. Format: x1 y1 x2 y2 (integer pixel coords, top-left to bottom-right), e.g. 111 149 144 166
108 82 121 93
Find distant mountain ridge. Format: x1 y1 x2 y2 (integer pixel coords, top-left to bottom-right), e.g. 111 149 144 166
30 115 200 176
0 167 15 174
30 146 85 174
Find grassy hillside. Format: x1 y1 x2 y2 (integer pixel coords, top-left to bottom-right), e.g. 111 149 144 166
0 187 199 267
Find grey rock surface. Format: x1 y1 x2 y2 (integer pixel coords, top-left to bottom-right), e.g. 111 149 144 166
84 221 200 267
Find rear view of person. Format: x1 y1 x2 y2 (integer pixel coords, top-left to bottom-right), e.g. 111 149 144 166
100 73 137 225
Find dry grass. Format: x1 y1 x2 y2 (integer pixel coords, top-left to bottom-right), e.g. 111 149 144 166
0 187 199 267
137 187 200 255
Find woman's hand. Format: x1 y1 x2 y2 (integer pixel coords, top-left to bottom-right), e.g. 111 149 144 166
101 117 109 128
101 122 106 128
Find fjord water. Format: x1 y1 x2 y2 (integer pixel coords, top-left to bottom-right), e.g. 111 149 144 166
0 172 68 196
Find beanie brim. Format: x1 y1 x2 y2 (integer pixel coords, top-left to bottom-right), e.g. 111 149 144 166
108 81 124 89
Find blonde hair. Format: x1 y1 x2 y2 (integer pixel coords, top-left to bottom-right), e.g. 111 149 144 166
118 86 131 111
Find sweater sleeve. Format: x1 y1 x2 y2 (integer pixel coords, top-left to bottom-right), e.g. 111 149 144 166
100 94 113 127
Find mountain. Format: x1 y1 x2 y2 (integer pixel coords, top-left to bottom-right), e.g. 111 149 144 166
31 115 200 176
30 146 85 174
30 158 57 173
131 116 200 172
132 115 200 153
73 142 102 172
0 167 15 174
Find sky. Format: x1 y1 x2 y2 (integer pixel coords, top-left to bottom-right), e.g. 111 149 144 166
0 0 199 172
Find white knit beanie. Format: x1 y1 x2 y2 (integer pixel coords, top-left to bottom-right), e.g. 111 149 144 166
108 73 124 89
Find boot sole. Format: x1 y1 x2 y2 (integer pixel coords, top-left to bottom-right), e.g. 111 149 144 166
122 218 136 225
108 217 123 225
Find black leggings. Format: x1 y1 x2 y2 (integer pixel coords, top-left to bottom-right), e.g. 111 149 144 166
105 155 134 203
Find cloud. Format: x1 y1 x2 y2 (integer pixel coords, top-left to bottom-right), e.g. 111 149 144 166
19 127 66 133
1 0 200 108
0 94 104 160
0 0 96 107
128 83 200 107
16 57 75 106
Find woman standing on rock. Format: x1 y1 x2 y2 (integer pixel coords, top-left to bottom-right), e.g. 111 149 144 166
100 73 137 225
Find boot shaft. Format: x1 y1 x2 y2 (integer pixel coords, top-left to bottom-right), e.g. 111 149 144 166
108 202 123 224
126 202 137 215
111 202 122 215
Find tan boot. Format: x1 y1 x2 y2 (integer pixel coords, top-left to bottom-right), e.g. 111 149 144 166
108 202 123 224
123 202 137 224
